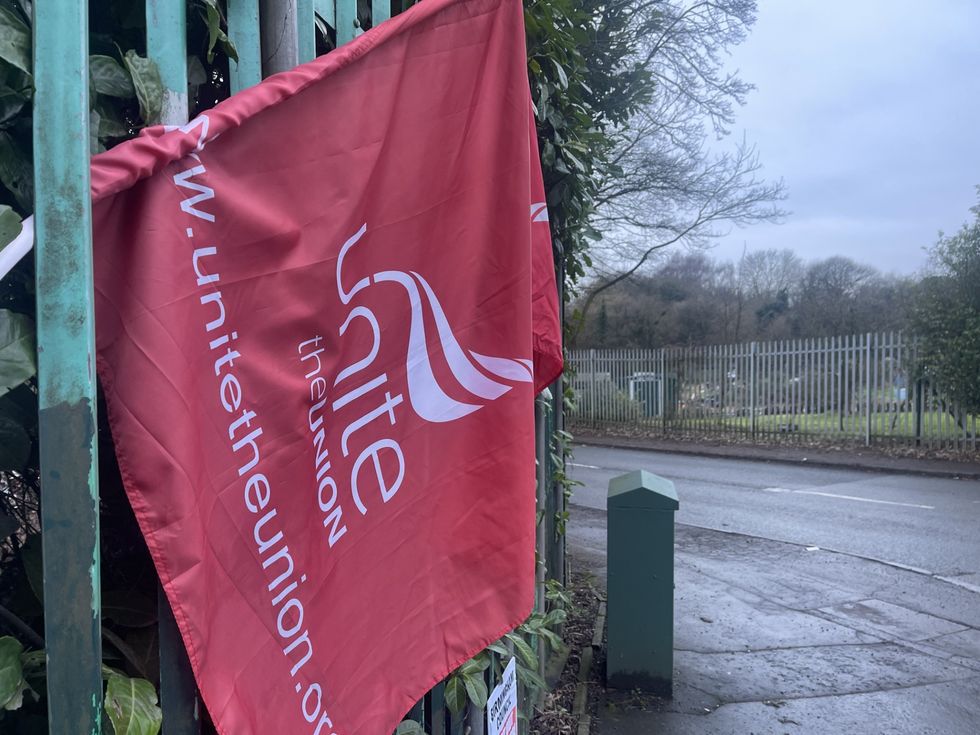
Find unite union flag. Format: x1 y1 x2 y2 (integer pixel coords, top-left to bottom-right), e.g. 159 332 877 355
89 0 562 732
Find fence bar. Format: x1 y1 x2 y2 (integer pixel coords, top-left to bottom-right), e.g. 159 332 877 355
159 590 201 733
260 0 300 74
146 0 189 123
33 0 103 731
228 0 263 92
336 0 359 46
373 0 391 25
297 0 317 62
146 5 203 729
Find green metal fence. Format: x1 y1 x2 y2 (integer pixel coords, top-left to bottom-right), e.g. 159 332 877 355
24 1 565 733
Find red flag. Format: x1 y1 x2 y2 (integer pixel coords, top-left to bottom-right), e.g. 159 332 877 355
90 0 561 733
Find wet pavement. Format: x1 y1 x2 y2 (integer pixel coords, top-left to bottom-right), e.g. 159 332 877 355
567 446 980 734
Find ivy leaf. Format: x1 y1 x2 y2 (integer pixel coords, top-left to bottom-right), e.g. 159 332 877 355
104 673 163 735
394 721 424 735
0 309 36 398
443 674 467 716
462 671 488 710
122 51 163 126
90 55 135 98
0 636 27 711
0 6 31 77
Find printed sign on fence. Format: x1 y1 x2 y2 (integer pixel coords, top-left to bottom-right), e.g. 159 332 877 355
487 657 518 735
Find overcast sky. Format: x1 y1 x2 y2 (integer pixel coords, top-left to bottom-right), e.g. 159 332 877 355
710 0 980 274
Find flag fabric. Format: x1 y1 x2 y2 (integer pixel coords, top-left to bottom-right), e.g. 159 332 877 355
89 0 562 733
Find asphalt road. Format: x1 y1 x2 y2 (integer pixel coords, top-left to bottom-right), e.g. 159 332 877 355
568 444 980 590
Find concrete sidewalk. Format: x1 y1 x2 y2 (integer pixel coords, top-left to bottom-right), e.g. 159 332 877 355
569 509 980 734
573 431 980 480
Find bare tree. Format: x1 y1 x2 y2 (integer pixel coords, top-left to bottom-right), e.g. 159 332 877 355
572 0 786 337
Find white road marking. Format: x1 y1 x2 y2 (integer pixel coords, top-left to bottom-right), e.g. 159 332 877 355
793 490 934 510
757 486 933 509
568 462 602 470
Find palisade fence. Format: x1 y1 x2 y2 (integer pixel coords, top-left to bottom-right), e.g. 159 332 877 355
20 1 565 734
569 332 978 452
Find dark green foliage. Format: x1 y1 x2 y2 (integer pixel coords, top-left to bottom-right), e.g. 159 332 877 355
909 193 980 413
525 0 651 286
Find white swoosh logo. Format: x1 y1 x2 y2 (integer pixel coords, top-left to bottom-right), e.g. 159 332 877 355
372 270 532 423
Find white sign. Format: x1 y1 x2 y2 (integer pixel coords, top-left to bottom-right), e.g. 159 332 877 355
487 657 518 735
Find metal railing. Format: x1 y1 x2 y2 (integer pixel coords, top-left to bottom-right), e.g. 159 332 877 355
25 1 564 733
569 332 978 452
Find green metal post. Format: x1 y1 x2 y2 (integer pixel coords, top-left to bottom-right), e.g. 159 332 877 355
336 0 359 46
146 0 188 123
146 3 203 731
228 0 263 92
159 591 200 733
606 470 678 696
372 0 391 25
297 0 316 62
33 0 102 732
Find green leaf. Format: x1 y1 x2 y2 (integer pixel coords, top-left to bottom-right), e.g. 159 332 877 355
90 55 135 98
443 674 467 716
97 105 131 139
551 59 569 90
0 130 33 211
200 1 238 63
0 85 27 127
0 204 20 249
187 55 207 89
122 51 163 126
504 633 538 670
458 652 489 677
0 6 31 77
0 636 27 711
516 663 547 693
0 309 35 398
104 674 163 735
394 721 425 735
543 608 568 627
462 671 488 710
538 627 567 654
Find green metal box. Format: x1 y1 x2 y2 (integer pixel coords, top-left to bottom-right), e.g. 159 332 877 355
606 469 679 696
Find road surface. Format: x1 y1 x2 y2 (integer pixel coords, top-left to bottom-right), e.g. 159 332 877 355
568 445 980 588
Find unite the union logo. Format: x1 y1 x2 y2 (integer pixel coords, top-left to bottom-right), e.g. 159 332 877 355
335 211 547 424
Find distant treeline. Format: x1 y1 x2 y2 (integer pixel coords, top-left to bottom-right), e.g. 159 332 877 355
572 249 915 348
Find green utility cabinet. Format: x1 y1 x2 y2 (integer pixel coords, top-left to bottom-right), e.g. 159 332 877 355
606 470 679 696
